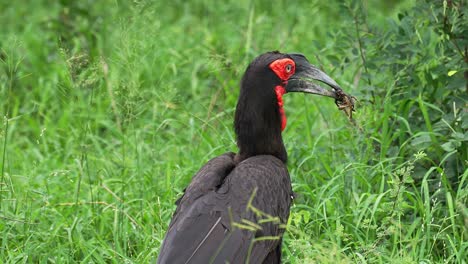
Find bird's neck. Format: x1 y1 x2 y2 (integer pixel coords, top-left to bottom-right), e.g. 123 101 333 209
234 83 288 164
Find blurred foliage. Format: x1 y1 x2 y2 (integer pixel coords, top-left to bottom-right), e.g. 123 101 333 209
353 0 467 201
330 0 468 261
335 1 467 176
354 0 467 168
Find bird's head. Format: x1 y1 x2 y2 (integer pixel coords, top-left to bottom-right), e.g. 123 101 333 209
234 51 353 163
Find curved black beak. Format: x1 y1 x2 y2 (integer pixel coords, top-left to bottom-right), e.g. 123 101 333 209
286 53 341 97
286 53 356 118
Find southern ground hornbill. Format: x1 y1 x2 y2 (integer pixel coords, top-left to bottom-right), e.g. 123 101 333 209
157 51 354 263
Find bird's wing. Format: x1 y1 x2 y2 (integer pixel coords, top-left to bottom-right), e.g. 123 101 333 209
158 152 237 263
157 155 292 264
168 152 236 226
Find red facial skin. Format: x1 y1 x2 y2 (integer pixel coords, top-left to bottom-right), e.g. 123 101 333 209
269 58 296 131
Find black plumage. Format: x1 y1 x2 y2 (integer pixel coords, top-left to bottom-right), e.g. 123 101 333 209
157 51 351 263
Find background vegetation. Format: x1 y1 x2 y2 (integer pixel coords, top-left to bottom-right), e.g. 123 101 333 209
1 0 466 263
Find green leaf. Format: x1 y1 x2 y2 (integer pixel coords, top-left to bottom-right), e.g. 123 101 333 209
441 141 455 152
302 211 310 223
452 132 466 141
411 134 432 146
448 70 457 76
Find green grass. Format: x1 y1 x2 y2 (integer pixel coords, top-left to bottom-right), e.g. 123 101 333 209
1 0 466 263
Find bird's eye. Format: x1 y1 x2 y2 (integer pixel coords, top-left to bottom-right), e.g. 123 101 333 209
285 64 292 73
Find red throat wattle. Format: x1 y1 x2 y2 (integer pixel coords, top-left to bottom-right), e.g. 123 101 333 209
275 85 287 131
269 58 295 132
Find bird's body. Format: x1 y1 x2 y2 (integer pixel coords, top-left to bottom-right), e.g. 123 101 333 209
157 51 353 263
158 153 292 263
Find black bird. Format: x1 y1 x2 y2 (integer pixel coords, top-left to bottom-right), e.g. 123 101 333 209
157 51 352 264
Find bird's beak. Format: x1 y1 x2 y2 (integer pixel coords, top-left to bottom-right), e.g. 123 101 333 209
286 53 342 98
285 53 356 118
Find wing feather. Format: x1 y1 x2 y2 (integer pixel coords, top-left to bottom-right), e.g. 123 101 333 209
157 154 292 264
